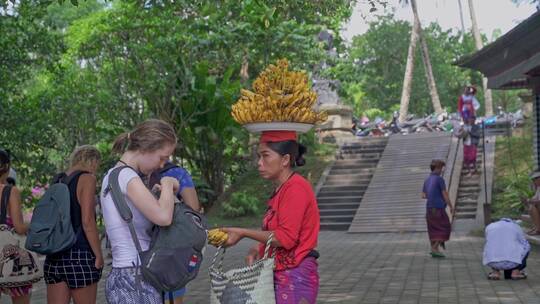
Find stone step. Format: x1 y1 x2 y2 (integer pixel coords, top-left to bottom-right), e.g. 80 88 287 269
457 193 479 200
341 144 387 151
324 174 373 182
320 222 350 231
455 212 476 219
323 180 371 187
319 185 369 192
331 162 378 170
319 209 358 216
337 153 382 160
317 190 366 198
457 206 477 212
318 202 360 210
334 157 381 164
456 200 478 207
320 215 355 223
343 140 388 147
457 198 478 204
460 180 482 186
459 187 480 193
317 196 363 204
329 167 375 175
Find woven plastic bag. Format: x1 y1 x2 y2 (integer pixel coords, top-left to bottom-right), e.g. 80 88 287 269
209 234 276 304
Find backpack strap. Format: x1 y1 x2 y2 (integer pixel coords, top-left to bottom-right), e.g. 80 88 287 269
62 170 87 186
159 162 178 175
0 185 12 225
108 166 143 254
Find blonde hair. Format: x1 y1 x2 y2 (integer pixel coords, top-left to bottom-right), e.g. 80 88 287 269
70 145 101 168
112 119 177 154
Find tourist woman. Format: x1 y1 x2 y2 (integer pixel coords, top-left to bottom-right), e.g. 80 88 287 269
101 119 179 303
0 149 31 304
44 145 104 304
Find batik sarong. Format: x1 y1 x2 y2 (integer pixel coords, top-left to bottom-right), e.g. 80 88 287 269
274 257 319 304
426 207 451 242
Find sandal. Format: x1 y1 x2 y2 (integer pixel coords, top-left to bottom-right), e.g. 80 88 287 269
488 271 500 280
430 252 445 258
511 273 527 280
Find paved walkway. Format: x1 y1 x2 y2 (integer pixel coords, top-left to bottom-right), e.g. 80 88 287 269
5 231 540 304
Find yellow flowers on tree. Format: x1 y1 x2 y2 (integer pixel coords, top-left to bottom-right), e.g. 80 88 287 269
231 59 328 125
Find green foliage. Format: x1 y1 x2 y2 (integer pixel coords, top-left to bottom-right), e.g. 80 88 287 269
0 0 353 203
222 191 260 218
364 108 387 120
323 14 483 117
492 90 529 113
492 125 534 219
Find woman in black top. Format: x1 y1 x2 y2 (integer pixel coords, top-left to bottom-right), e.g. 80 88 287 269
44 145 104 304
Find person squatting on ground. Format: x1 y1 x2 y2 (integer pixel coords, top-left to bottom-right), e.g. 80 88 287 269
0 149 31 304
483 218 529 280
221 130 320 304
44 145 105 304
422 159 454 258
101 119 179 304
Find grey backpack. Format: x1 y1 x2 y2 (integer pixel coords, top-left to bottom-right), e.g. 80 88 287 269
108 166 207 292
25 172 82 255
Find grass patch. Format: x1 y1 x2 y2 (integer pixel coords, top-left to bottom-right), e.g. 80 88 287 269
206 143 337 228
491 122 534 219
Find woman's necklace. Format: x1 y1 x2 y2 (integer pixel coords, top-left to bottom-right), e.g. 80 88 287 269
271 171 295 198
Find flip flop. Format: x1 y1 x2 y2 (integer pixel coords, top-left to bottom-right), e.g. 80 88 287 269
430 252 445 258
511 274 527 280
488 272 500 280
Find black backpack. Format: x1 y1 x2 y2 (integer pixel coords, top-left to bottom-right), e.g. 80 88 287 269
107 166 207 292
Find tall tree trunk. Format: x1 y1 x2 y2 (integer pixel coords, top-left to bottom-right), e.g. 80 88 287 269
411 0 443 115
457 0 466 33
468 0 494 116
398 15 420 123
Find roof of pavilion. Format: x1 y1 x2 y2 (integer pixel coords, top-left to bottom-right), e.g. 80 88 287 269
456 10 540 89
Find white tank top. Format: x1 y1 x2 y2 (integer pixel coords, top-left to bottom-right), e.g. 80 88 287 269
101 167 153 268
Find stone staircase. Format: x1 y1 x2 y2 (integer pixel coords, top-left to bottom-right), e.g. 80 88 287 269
317 138 388 231
348 132 452 233
454 142 484 219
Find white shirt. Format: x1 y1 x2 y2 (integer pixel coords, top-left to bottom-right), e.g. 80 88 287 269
101 167 153 268
483 219 530 265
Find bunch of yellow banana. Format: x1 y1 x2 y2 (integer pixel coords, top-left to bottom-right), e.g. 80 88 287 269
231 59 328 125
207 228 229 247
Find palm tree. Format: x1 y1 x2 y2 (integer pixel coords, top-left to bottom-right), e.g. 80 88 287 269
467 0 494 116
457 0 466 33
398 14 420 122
399 0 443 122
411 0 443 115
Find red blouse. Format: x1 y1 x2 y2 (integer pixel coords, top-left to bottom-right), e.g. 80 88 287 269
259 173 320 271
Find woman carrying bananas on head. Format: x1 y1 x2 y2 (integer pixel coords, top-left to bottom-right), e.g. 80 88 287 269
220 130 320 304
